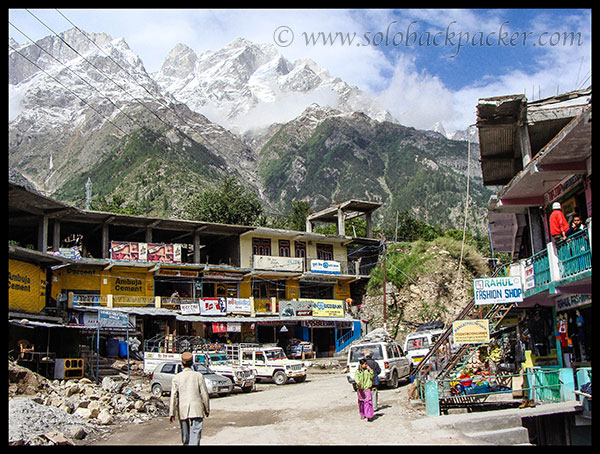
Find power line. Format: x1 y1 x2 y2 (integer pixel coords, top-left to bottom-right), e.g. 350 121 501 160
54 8 197 131
9 43 128 136
24 8 174 130
9 20 139 130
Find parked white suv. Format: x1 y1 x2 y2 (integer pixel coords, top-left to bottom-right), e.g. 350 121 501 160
346 341 411 388
403 328 445 367
194 351 256 393
226 344 307 385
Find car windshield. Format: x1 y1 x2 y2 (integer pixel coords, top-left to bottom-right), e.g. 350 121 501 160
264 348 287 360
349 344 383 362
192 364 214 375
406 336 429 351
209 354 229 364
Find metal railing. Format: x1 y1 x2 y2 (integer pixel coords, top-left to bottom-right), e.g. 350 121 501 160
530 248 551 287
556 229 592 278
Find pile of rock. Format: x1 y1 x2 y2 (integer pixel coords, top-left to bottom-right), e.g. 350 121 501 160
8 360 168 445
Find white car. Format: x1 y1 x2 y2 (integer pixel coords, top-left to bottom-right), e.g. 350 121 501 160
194 351 256 393
229 345 307 385
403 328 445 367
346 341 411 388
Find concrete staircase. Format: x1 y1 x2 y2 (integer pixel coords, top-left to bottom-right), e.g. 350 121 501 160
457 414 531 444
413 408 532 445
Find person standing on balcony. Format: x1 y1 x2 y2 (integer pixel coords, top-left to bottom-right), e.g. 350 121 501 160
549 202 570 243
567 214 585 237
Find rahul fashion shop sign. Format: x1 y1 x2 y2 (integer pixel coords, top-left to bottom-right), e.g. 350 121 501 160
473 276 523 305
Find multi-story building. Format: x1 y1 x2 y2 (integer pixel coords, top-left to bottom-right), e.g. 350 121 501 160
477 87 591 369
9 182 378 375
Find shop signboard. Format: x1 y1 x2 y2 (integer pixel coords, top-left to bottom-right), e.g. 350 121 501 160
473 276 523 305
226 298 252 314
54 247 81 261
556 294 591 312
72 311 135 327
110 241 182 263
199 297 227 315
253 255 303 272
212 322 227 333
523 261 535 291
98 309 130 328
280 300 313 317
180 302 200 315
227 323 241 332
452 319 490 344
310 260 341 275
110 241 147 261
301 298 345 317
144 352 181 374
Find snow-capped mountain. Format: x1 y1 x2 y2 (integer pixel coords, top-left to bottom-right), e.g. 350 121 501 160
154 38 396 134
9 28 490 231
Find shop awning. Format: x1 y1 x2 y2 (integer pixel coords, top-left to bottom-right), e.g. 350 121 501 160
175 314 355 323
70 306 177 317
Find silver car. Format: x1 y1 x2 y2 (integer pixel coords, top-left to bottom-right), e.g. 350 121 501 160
150 361 233 397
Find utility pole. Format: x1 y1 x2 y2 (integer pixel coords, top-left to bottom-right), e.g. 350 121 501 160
85 177 92 210
381 232 387 331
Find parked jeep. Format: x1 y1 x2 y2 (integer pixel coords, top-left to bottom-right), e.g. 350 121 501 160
194 351 256 393
226 344 307 385
346 341 411 388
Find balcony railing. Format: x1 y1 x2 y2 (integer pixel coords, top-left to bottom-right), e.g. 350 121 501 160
531 248 551 287
504 220 591 298
556 229 592 279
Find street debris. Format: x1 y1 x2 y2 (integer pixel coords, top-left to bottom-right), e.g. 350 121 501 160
8 360 168 445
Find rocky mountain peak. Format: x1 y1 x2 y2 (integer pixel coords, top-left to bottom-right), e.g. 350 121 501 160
155 37 394 134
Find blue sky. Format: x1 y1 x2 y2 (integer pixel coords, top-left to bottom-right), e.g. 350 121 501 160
9 8 591 134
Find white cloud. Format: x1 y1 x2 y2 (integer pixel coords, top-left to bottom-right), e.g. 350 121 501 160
9 8 591 135
376 54 455 131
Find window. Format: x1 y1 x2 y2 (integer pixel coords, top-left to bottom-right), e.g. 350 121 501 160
295 241 306 258
279 240 291 257
252 238 271 256
316 243 334 261
161 363 177 374
386 345 395 359
295 241 307 271
255 352 265 363
349 344 383 362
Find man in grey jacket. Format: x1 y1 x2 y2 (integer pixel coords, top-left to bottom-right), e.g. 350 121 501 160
169 352 210 445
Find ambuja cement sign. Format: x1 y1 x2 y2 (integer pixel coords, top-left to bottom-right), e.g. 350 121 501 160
473 276 523 305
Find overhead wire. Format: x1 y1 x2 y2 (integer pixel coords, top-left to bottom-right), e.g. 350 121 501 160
24 8 175 131
9 20 140 131
9 43 128 136
54 8 198 131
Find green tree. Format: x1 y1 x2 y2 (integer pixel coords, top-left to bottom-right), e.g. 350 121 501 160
185 176 263 225
287 201 311 231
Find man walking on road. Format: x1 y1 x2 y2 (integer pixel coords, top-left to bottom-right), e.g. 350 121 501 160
169 352 210 445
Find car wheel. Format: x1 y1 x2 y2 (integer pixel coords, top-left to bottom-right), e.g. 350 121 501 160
151 383 163 396
388 370 398 388
241 385 253 393
273 370 288 385
293 375 307 383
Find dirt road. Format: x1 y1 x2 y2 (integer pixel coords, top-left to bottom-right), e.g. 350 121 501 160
83 372 467 445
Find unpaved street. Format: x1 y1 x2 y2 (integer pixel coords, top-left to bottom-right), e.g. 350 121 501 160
84 372 467 445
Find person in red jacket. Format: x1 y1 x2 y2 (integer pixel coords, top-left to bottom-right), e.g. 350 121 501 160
549 202 569 242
